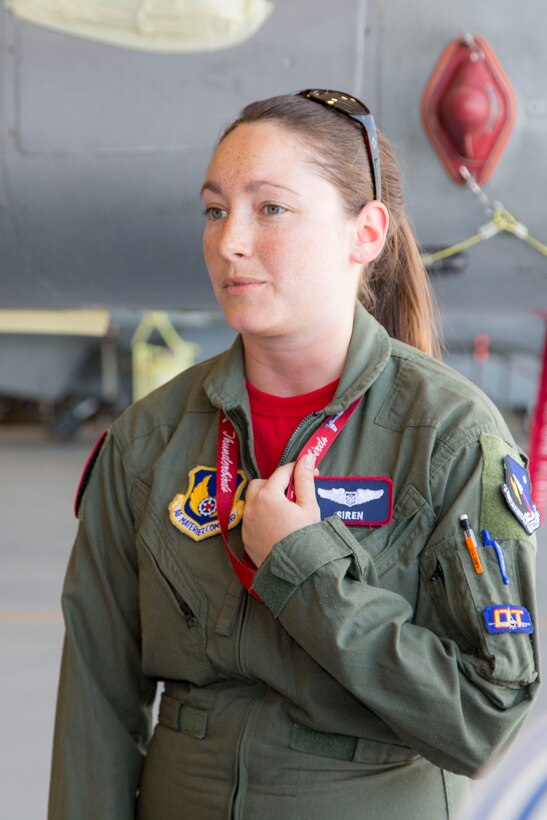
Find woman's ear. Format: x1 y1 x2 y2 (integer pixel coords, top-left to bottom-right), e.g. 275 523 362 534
350 200 389 264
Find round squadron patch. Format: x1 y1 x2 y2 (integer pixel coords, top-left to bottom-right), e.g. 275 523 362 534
169 466 247 542
501 455 540 535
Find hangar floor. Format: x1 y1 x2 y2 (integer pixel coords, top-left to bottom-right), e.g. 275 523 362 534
1 417 545 820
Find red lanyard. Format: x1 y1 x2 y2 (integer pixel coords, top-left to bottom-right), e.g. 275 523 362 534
216 397 363 599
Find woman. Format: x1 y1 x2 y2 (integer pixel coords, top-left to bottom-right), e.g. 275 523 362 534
49 91 540 820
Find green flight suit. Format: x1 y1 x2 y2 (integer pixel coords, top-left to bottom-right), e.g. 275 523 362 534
48 303 540 820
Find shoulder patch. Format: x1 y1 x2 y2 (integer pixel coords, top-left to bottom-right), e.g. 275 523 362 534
74 430 109 518
501 455 540 535
479 434 534 540
483 605 534 634
169 466 247 542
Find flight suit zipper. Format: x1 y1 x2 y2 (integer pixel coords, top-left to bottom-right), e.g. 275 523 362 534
167 579 197 627
430 559 473 648
223 408 255 673
220 412 263 817
230 685 267 820
226 409 258 479
277 411 322 467
430 561 445 584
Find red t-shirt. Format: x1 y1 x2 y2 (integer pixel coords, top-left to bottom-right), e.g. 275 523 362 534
246 379 339 478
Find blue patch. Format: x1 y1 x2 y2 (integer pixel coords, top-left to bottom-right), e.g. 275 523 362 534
483 605 534 634
314 476 393 526
501 455 540 535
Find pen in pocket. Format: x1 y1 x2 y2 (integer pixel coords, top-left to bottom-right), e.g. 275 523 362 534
459 514 483 574
482 528 510 585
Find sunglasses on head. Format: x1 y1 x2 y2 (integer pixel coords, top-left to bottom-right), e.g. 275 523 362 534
294 89 382 202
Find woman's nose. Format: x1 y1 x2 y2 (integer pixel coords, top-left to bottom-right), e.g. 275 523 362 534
218 213 253 259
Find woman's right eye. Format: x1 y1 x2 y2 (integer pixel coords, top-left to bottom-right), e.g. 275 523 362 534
204 206 227 221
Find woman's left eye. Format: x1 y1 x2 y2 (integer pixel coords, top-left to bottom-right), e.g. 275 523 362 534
204 206 227 221
263 204 285 216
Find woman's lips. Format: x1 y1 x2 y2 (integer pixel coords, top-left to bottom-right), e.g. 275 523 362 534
222 276 265 293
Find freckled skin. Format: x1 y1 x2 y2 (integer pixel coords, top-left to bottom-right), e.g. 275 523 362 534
201 122 363 357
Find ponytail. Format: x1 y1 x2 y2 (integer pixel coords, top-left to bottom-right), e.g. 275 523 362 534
359 214 442 358
357 131 442 358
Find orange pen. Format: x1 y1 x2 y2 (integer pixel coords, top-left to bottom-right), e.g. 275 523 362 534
459 515 483 574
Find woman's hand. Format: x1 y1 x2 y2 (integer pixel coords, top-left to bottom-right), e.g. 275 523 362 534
242 454 321 567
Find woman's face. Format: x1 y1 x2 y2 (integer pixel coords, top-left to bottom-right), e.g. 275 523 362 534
201 121 363 343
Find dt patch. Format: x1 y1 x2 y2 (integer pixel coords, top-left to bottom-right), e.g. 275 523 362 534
169 466 247 542
483 604 534 634
501 455 540 535
314 476 393 526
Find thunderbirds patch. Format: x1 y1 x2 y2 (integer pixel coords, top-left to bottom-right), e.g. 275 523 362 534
483 604 534 634
169 466 247 542
501 455 540 535
314 476 393 526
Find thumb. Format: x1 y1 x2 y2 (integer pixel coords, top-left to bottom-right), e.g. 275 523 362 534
293 453 319 507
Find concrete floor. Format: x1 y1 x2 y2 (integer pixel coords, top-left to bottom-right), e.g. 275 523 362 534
1 418 546 820
0 426 84 820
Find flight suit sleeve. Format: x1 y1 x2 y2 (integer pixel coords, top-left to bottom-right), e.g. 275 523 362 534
251 434 540 777
48 431 156 820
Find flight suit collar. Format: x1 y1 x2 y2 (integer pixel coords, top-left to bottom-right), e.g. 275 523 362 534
331 302 392 411
203 302 392 415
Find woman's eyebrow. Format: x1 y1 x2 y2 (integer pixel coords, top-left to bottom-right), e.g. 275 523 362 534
200 180 222 196
245 179 300 196
200 179 299 197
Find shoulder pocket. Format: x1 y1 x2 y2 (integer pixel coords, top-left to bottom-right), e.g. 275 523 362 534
419 537 537 687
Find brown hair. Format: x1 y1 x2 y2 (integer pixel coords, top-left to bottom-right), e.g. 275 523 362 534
220 94 442 358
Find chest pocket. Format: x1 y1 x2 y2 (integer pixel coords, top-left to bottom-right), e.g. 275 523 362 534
134 480 217 685
351 484 435 605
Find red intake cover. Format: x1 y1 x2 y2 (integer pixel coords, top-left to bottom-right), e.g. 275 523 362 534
421 35 517 185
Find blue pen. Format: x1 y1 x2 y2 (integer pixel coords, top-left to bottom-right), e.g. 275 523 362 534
481 528 510 585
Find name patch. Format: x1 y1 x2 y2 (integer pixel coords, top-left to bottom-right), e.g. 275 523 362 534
483 605 534 634
169 466 247 542
314 476 393 526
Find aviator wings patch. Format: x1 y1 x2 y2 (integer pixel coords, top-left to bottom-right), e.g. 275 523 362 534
314 476 393 526
317 487 384 507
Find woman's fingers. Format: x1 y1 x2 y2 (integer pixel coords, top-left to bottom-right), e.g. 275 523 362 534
292 454 319 507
